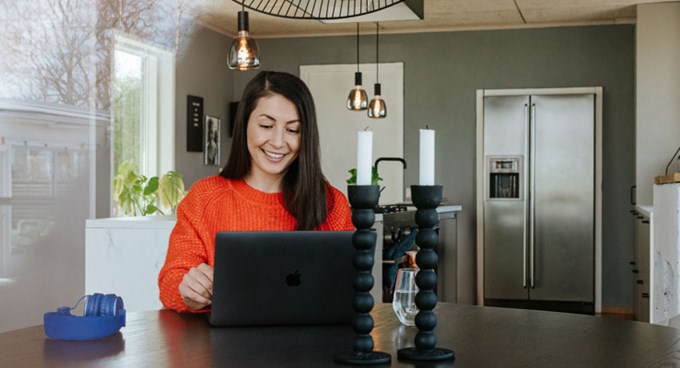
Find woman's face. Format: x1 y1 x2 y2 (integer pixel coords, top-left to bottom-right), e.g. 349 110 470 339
246 93 301 183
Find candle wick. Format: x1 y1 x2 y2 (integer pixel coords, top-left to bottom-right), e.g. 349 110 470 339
426 125 429 129
364 126 369 131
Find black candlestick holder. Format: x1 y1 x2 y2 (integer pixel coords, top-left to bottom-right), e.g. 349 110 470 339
334 185 391 365
397 185 455 362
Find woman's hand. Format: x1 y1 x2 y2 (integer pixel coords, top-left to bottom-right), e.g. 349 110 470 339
178 263 214 310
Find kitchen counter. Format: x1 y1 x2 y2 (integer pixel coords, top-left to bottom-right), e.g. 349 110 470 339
375 205 462 222
85 205 464 313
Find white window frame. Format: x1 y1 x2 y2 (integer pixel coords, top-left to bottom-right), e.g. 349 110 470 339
111 34 175 208
0 138 10 199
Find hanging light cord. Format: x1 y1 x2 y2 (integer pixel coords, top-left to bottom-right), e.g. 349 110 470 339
356 23 360 73
376 22 380 84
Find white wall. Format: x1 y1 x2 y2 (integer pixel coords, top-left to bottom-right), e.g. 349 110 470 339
636 2 680 206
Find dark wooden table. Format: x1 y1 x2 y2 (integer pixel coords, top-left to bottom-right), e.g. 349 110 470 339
2 303 680 367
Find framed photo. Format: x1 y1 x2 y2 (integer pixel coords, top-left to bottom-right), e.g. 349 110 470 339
204 115 221 166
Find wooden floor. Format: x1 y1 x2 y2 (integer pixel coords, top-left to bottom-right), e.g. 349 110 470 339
596 312 635 320
597 307 635 321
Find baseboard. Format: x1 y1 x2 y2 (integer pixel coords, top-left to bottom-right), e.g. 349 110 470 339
601 306 634 315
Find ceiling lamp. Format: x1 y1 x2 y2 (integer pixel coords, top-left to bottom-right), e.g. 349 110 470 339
368 22 386 119
347 23 368 111
231 0 418 20
228 4 260 70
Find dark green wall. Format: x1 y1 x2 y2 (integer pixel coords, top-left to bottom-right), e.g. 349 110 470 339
229 25 636 308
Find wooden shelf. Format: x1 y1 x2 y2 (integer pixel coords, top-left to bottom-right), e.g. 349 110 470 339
655 173 680 185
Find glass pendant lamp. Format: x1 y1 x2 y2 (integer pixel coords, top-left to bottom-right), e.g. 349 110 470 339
368 22 386 119
347 23 368 111
228 5 260 70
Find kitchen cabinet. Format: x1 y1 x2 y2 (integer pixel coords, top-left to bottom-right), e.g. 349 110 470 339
652 183 680 324
85 216 175 312
631 206 651 322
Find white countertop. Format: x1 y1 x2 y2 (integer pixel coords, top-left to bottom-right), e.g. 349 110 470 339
87 205 463 227
86 215 176 229
635 205 653 218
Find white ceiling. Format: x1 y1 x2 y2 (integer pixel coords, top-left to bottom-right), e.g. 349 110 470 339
191 0 666 38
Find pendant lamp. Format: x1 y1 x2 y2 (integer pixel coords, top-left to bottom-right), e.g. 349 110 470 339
368 22 386 119
228 4 260 70
347 23 368 111
231 0 408 19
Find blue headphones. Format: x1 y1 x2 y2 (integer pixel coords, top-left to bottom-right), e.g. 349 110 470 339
43 293 126 340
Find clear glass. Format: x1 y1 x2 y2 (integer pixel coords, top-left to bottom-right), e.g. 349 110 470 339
392 267 419 326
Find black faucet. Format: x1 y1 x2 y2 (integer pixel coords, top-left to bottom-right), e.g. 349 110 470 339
374 157 407 172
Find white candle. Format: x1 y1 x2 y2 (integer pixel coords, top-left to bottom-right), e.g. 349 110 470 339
419 129 435 185
356 131 373 185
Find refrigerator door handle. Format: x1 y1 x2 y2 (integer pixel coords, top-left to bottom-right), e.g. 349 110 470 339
523 103 529 288
529 103 536 289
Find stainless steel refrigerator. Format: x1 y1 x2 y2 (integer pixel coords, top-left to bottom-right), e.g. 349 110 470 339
479 92 597 314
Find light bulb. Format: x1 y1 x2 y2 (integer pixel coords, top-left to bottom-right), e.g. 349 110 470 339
368 83 387 119
347 72 368 110
228 11 260 70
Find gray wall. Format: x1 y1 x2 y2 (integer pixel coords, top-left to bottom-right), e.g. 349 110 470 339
225 25 636 308
636 3 680 206
174 26 234 186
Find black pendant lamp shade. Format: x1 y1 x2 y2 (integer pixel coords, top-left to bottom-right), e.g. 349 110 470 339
368 22 386 119
232 0 406 19
228 9 261 70
347 23 368 111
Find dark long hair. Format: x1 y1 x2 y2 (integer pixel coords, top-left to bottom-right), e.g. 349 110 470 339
220 71 330 230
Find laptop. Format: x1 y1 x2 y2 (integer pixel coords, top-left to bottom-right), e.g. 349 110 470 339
209 231 357 326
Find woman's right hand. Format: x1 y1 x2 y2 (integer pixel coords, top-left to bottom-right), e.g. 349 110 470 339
178 263 214 310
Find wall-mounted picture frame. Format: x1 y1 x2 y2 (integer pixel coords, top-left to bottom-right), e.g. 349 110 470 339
204 115 221 166
187 95 204 152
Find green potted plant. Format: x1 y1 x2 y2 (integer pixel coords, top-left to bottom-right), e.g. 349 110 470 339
113 160 187 217
346 166 383 186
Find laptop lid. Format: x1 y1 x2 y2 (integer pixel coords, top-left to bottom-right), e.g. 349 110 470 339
210 231 356 326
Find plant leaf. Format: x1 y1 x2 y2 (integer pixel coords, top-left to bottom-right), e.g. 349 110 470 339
144 176 159 195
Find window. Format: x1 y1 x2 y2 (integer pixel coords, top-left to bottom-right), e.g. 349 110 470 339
112 34 175 214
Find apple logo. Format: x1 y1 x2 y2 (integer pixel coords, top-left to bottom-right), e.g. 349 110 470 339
285 270 302 287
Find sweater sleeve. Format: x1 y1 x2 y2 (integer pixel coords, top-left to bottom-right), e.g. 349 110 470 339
324 186 355 231
158 183 212 313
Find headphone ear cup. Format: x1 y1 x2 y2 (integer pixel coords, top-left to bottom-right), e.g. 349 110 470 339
100 294 118 316
85 293 103 316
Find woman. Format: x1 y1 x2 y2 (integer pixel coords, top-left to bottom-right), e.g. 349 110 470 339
158 71 354 312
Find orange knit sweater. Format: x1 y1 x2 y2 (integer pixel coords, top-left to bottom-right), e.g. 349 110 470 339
158 176 354 312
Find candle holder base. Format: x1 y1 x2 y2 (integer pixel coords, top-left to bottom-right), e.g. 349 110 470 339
397 347 455 362
334 351 392 365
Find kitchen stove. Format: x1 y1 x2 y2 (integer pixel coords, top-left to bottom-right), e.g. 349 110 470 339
376 204 417 246
374 203 459 304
